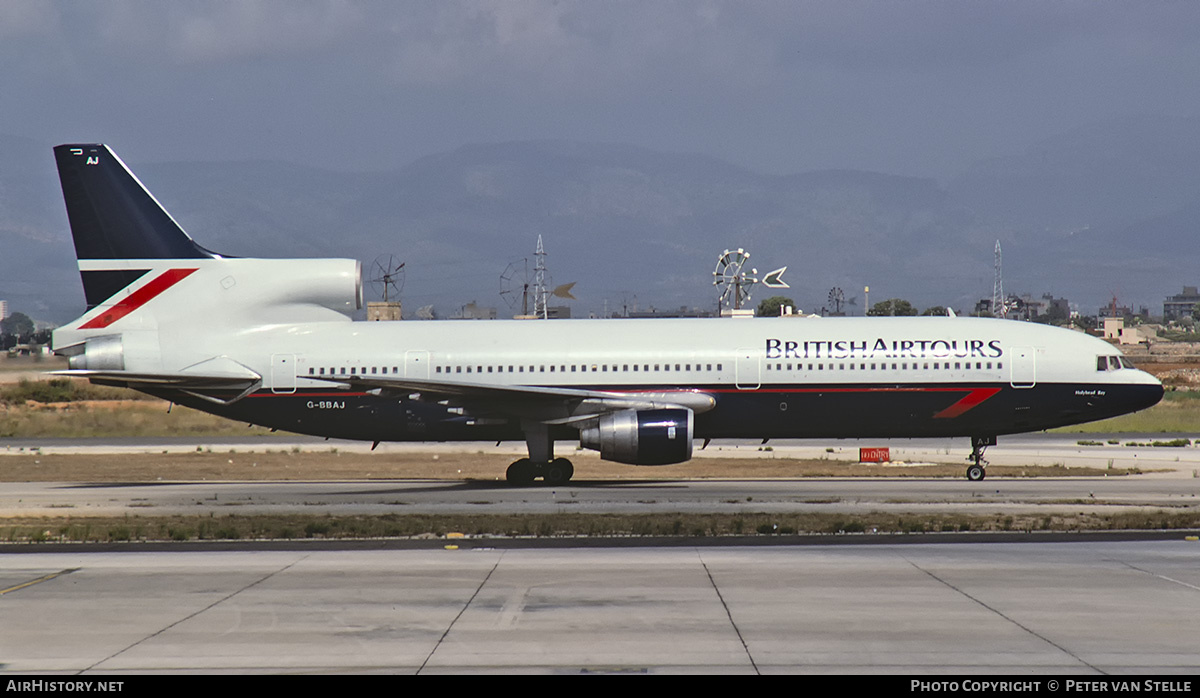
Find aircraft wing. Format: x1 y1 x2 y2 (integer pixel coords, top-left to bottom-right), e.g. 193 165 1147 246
315 375 716 424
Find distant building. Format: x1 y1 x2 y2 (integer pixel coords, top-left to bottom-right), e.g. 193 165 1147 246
1098 301 1134 321
1163 286 1200 322
0 300 7 322
628 305 715 319
1103 317 1154 345
453 301 497 320
973 293 1069 322
366 301 402 321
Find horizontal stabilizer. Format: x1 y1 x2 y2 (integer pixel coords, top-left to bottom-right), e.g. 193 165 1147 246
52 370 262 405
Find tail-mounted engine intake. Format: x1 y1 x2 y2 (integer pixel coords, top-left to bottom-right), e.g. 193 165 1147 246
579 408 693 465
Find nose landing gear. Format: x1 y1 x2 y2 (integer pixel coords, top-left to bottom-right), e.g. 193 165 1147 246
967 435 996 481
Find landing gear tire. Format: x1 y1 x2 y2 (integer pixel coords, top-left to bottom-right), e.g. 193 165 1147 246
544 458 574 485
506 458 574 486
966 464 986 481
506 458 536 486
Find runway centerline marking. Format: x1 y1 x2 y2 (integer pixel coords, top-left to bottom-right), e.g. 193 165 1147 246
0 568 79 596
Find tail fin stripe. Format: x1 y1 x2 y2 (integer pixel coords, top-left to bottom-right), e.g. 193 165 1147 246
79 268 198 329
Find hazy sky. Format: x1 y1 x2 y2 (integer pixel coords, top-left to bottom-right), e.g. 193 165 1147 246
4 1 1200 179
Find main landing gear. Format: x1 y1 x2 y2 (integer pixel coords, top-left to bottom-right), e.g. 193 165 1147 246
967 435 996 481
506 420 575 486
505 458 575 486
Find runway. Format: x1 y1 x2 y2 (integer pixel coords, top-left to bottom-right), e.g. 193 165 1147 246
2 434 1199 675
6 433 1200 476
2 540 1198 674
2 476 1199 518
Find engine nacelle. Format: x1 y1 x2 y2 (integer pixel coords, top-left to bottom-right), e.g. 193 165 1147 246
579 408 693 465
65 334 124 370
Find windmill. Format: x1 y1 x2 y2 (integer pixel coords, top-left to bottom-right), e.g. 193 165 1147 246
712 247 788 315
367 254 405 321
827 287 846 316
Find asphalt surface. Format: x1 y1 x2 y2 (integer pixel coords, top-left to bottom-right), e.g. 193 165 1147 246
2 541 1198 674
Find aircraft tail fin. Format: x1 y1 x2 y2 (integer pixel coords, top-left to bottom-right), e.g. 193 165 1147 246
53 144 222 308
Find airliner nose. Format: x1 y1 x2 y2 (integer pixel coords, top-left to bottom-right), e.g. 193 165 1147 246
1134 371 1165 410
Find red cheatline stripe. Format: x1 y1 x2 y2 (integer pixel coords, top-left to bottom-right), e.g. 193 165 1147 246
244 385 1003 418
932 387 1002 418
706 385 1004 418
79 268 198 329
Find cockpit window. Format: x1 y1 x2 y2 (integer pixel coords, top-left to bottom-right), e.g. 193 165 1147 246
1097 355 1131 371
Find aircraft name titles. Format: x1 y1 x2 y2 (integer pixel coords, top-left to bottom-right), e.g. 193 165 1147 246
765 338 1003 361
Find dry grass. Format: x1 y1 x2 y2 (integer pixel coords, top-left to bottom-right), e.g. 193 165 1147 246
4 509 1199 543
0 449 1139 483
0 399 272 438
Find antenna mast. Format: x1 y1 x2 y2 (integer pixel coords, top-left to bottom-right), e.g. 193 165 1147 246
992 240 1006 318
533 235 549 320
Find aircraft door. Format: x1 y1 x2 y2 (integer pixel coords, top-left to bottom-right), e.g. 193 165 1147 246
735 348 761 390
271 353 297 394
405 350 431 379
1010 346 1036 389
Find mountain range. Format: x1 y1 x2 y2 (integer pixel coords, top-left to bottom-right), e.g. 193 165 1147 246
3 114 1199 325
